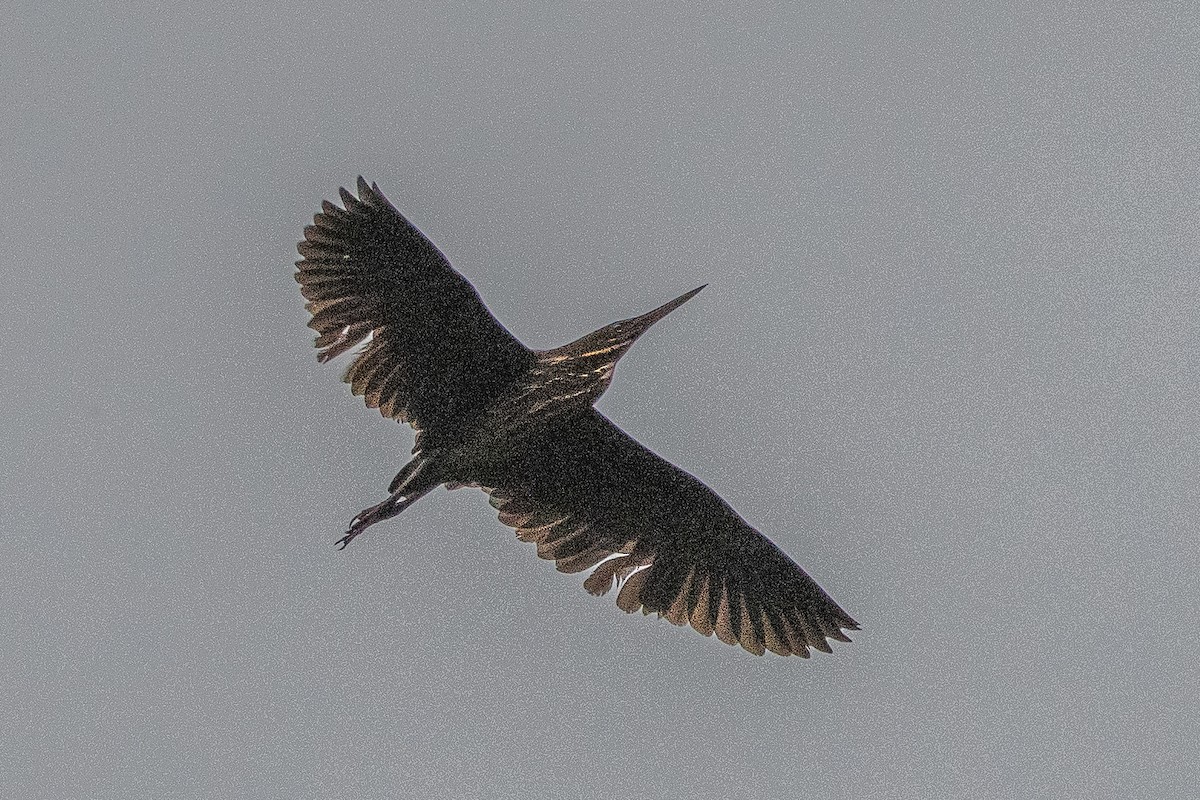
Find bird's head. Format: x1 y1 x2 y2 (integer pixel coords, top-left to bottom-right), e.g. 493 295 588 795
557 284 707 370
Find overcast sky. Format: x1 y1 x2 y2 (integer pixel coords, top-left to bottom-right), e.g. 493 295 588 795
4 2 1197 798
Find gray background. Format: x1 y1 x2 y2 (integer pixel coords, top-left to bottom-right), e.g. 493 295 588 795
4 2 1197 798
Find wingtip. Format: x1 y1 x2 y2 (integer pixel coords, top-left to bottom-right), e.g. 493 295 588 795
354 176 391 207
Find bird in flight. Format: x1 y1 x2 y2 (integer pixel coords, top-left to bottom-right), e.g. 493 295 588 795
296 178 858 658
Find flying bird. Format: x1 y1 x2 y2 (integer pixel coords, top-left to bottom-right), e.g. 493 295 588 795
296 178 858 658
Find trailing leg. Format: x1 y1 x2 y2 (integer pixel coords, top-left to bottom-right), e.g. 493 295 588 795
335 458 438 549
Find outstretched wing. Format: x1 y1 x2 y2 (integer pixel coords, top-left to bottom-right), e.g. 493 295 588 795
296 178 535 448
480 409 859 657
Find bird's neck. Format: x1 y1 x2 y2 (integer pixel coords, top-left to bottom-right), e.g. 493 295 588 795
483 349 614 425
533 350 614 405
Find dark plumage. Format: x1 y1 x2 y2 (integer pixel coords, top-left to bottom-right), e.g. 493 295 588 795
296 178 859 658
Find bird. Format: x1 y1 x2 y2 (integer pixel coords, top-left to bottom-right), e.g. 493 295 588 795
295 177 858 658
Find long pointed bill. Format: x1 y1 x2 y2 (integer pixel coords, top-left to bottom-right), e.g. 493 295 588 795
566 284 707 364
622 284 707 336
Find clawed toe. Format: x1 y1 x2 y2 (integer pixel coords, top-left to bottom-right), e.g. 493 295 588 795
334 492 424 550
337 503 383 549
335 517 370 549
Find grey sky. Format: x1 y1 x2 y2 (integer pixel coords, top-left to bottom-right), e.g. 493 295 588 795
4 2 1197 798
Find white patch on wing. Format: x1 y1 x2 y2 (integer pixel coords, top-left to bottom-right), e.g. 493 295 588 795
327 327 376 365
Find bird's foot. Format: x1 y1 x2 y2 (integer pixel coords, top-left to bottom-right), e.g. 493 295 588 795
333 487 432 550
335 499 390 549
334 528 360 550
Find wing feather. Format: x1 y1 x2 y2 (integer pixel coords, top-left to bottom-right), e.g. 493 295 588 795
483 409 858 657
296 178 535 447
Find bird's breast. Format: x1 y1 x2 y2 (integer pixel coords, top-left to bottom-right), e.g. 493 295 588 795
444 362 613 479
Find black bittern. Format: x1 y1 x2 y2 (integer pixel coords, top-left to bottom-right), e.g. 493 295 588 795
296 178 858 658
